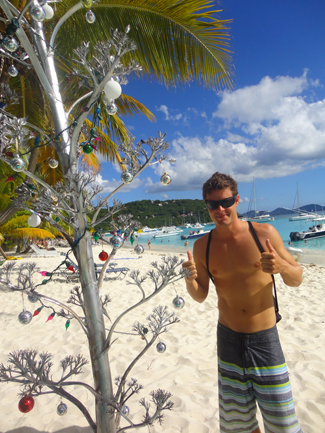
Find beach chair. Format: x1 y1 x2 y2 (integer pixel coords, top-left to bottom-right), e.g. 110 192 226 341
94 263 130 281
59 258 129 283
30 244 60 258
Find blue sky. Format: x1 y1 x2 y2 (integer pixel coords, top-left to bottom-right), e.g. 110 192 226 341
97 0 325 215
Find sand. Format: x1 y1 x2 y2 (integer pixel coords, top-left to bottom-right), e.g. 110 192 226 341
0 244 324 433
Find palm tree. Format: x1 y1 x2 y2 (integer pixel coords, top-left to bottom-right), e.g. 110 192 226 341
0 0 233 225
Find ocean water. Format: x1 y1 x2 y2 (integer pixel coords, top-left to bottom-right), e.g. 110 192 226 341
131 215 325 252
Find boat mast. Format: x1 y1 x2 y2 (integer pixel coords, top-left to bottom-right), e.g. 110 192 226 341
253 178 257 218
297 182 300 214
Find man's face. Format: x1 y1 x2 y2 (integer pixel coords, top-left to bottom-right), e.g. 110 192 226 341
205 187 239 226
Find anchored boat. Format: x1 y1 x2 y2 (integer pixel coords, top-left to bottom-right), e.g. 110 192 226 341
289 217 325 241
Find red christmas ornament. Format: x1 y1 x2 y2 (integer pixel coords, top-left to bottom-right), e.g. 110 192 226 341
5 175 15 182
67 265 75 273
99 250 108 261
18 394 35 413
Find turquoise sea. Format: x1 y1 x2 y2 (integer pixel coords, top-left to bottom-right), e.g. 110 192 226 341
124 215 325 252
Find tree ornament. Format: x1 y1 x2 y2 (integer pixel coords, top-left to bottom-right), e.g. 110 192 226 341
125 24 131 33
104 80 122 100
42 3 54 19
18 309 32 325
7 64 18 77
10 156 26 172
134 244 144 254
93 232 99 242
121 170 133 184
48 158 59 169
106 102 118 116
57 402 68 416
18 394 35 413
81 0 93 8
85 10 96 23
156 342 166 353
160 173 172 185
28 294 39 303
30 5 46 22
46 312 55 322
121 405 129 415
33 306 43 317
5 175 15 182
3 35 18 52
83 144 93 154
27 213 41 227
65 319 70 331
110 235 124 248
172 295 185 309
99 250 108 261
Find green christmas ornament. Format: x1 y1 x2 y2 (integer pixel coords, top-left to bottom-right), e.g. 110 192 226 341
83 144 93 154
65 319 70 331
94 232 99 242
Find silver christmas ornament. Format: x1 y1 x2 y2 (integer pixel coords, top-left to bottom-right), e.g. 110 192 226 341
106 102 118 116
57 402 68 416
85 10 96 23
28 294 39 303
30 5 46 22
125 24 131 33
18 309 32 325
172 295 185 309
156 342 166 353
160 173 172 185
7 64 18 77
48 158 59 169
10 156 26 172
121 170 133 184
121 405 129 415
3 36 18 52
110 236 124 248
134 244 144 254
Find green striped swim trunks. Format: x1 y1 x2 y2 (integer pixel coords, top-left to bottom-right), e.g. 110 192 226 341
217 322 302 433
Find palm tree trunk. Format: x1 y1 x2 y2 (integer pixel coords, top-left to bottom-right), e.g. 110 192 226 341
0 245 7 260
75 235 116 433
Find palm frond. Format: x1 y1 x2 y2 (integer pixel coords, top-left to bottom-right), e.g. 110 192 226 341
53 0 234 90
4 228 55 240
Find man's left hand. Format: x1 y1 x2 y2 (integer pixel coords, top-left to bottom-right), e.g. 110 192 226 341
260 239 284 274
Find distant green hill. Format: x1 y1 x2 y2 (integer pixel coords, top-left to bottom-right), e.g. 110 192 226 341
90 199 212 232
242 204 324 218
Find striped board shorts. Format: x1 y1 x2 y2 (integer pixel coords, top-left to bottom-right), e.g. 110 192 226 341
217 322 303 433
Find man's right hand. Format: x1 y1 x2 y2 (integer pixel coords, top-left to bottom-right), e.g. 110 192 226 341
182 251 198 281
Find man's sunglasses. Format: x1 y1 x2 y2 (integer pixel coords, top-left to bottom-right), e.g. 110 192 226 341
205 195 237 210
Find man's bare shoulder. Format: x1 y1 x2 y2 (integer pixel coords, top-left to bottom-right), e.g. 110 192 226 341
193 232 211 259
250 221 281 244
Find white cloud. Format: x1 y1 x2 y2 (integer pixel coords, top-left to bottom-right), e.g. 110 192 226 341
214 71 309 124
146 72 325 193
156 105 182 122
160 193 168 199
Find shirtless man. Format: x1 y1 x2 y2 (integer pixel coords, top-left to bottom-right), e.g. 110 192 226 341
182 172 303 433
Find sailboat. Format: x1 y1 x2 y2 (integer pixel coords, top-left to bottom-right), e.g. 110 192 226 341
244 178 274 223
288 182 319 221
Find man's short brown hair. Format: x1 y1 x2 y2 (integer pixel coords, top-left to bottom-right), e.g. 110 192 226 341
202 172 238 200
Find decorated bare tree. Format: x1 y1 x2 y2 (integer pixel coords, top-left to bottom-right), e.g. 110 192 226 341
0 1 233 432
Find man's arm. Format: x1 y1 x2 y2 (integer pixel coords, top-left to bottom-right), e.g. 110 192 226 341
182 240 210 303
260 226 303 287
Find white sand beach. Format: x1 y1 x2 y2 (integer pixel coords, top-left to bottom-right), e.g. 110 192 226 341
0 244 325 433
